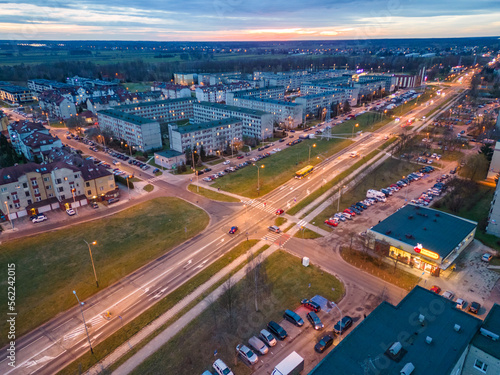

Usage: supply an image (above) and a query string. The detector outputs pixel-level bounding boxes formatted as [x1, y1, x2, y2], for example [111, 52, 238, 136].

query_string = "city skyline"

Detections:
[0, 0, 499, 41]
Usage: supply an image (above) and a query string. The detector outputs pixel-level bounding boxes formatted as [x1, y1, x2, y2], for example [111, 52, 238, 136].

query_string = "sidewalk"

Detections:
[86, 239, 272, 375]
[191, 181, 247, 202]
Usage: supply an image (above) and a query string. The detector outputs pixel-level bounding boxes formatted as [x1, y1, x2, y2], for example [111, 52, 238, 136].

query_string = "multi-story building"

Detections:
[86, 95, 121, 114]
[8, 121, 62, 162]
[117, 98, 195, 123]
[97, 109, 162, 152]
[194, 102, 273, 140]
[0, 85, 35, 105]
[38, 91, 77, 120]
[300, 76, 352, 94]
[255, 70, 349, 91]
[66, 76, 119, 88]
[174, 73, 197, 86]
[226, 86, 285, 102]
[27, 79, 74, 93]
[0, 110, 8, 132]
[194, 82, 252, 103]
[228, 96, 303, 128]
[151, 83, 192, 99]
[295, 91, 348, 121]
[168, 118, 243, 154]
[0, 161, 115, 219]
[198, 72, 242, 86]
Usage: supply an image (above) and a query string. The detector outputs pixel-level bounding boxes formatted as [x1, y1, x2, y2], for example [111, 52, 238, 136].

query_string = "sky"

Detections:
[0, 0, 500, 41]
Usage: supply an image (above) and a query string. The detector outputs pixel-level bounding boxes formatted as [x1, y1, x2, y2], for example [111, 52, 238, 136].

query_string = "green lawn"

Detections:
[275, 216, 288, 226]
[212, 138, 353, 198]
[313, 157, 418, 232]
[331, 112, 392, 136]
[0, 198, 209, 344]
[59, 240, 263, 375]
[122, 82, 152, 92]
[131, 250, 345, 375]
[188, 184, 241, 202]
[143, 184, 154, 192]
[294, 227, 323, 239]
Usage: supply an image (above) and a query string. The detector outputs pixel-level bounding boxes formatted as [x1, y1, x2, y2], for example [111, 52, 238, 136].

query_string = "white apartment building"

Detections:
[227, 86, 285, 102]
[8, 121, 63, 162]
[194, 102, 273, 140]
[168, 118, 243, 154]
[97, 109, 162, 152]
[295, 89, 359, 121]
[117, 98, 195, 123]
[38, 91, 77, 120]
[151, 83, 192, 99]
[174, 73, 197, 86]
[27, 79, 74, 93]
[194, 82, 252, 103]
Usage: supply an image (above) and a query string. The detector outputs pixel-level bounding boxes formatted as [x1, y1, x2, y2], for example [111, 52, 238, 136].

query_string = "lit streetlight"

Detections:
[83, 240, 99, 287]
[308, 143, 316, 162]
[73, 290, 93, 353]
[125, 175, 133, 201]
[253, 164, 265, 195]
[352, 123, 359, 138]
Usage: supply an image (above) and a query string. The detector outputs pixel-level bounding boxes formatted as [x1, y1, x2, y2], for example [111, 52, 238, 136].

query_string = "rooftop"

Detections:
[97, 109, 157, 126]
[369, 204, 477, 260]
[154, 149, 184, 158]
[310, 286, 482, 375]
[471, 303, 500, 359]
[172, 118, 241, 134]
[234, 96, 300, 107]
[196, 101, 269, 117]
[0, 85, 32, 94]
[117, 97, 195, 110]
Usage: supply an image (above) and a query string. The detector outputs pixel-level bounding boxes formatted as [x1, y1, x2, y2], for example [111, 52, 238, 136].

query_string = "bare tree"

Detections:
[222, 275, 237, 328]
[247, 252, 266, 312]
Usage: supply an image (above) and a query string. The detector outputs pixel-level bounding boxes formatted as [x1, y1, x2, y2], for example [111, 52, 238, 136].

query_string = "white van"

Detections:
[366, 189, 385, 200]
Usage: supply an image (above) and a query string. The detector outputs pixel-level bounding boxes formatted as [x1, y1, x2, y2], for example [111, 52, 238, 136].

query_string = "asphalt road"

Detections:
[0, 83, 463, 375]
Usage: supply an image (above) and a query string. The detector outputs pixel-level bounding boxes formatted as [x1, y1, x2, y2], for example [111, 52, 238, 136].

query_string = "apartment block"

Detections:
[168, 118, 243, 154]
[151, 83, 192, 99]
[194, 82, 252, 103]
[97, 109, 162, 152]
[295, 91, 347, 121]
[194, 102, 273, 140]
[38, 90, 77, 120]
[8, 121, 62, 161]
[174, 73, 197, 86]
[0, 85, 35, 105]
[28, 79, 75, 93]
[117, 98, 196, 123]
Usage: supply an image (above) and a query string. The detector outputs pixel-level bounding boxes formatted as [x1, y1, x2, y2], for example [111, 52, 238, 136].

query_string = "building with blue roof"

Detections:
[368, 204, 477, 275]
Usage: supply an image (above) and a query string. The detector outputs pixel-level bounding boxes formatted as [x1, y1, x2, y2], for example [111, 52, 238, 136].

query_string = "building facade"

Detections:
[97, 109, 162, 152]
[174, 73, 197, 86]
[38, 91, 77, 120]
[0, 85, 35, 105]
[168, 118, 243, 154]
[117, 98, 195, 123]
[8, 121, 63, 161]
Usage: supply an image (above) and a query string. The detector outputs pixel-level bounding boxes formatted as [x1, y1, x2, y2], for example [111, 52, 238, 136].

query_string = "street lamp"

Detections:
[352, 123, 359, 138]
[308, 143, 316, 162]
[4, 201, 13, 230]
[125, 175, 133, 201]
[331, 301, 343, 343]
[83, 240, 99, 287]
[253, 164, 265, 195]
[73, 290, 93, 353]
[337, 185, 346, 212]
[71, 188, 78, 215]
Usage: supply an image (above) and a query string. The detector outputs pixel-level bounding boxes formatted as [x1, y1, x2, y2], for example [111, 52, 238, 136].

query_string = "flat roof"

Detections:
[0, 85, 31, 93]
[154, 149, 184, 158]
[117, 97, 195, 110]
[370, 204, 477, 259]
[235, 96, 300, 107]
[310, 286, 482, 375]
[471, 303, 500, 359]
[172, 118, 241, 134]
[98, 109, 157, 126]
[195, 101, 269, 117]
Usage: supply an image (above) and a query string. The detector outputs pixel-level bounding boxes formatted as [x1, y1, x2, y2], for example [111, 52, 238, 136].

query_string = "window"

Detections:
[23, 182, 28, 188]
[33, 188, 39, 195]
[99, 186, 104, 191]
[12, 194, 18, 200]
[43, 177, 49, 182]
[474, 359, 488, 373]
[46, 185, 51, 190]
[0, 187, 6, 193]
[31, 180, 38, 186]
[48, 193, 53, 198]
[57, 187, 64, 193]
[56, 178, 62, 184]
[27, 199, 32, 204]
[14, 203, 20, 208]
[35, 197, 41, 202]
[87, 190, 92, 195]
[25, 192, 30, 197]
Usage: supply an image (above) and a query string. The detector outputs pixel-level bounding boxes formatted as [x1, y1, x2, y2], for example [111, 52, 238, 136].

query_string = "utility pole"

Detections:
[73, 291, 93, 353]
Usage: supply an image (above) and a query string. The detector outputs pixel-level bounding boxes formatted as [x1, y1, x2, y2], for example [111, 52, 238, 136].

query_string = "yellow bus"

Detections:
[295, 165, 314, 179]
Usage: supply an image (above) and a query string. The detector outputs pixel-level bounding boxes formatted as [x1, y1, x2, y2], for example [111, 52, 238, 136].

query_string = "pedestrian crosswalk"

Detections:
[297, 219, 309, 228]
[63, 315, 106, 341]
[261, 232, 292, 247]
[242, 199, 281, 215]
[148, 176, 163, 183]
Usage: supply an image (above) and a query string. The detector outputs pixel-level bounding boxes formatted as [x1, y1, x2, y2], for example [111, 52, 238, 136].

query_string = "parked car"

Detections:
[301, 299, 321, 312]
[314, 335, 334, 353]
[91, 202, 99, 209]
[66, 208, 76, 216]
[324, 219, 338, 227]
[456, 298, 467, 310]
[276, 209, 285, 215]
[31, 214, 48, 223]
[248, 336, 268, 355]
[307, 311, 324, 330]
[333, 316, 353, 335]
[442, 290, 455, 300]
[213, 359, 233, 375]
[344, 208, 355, 216]
[259, 329, 277, 347]
[430, 285, 441, 294]
[482, 253, 493, 262]
[469, 301, 481, 314]
[283, 309, 304, 327]
[107, 198, 119, 204]
[267, 321, 287, 340]
[236, 344, 258, 365]
[229, 226, 238, 234]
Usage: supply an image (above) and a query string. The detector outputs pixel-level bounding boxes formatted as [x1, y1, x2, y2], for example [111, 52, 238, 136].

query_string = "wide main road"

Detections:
[0, 83, 462, 375]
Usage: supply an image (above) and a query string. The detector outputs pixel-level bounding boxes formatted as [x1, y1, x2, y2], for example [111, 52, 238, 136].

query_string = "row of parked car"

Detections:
[207, 299, 353, 375]
[430, 285, 481, 314]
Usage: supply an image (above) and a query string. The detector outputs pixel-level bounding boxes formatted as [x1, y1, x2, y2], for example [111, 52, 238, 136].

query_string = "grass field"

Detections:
[188, 184, 241, 202]
[131, 250, 345, 375]
[313, 157, 417, 232]
[331, 112, 392, 136]
[294, 227, 323, 239]
[275, 216, 288, 226]
[0, 198, 209, 344]
[143, 184, 154, 192]
[59, 240, 264, 375]
[212, 138, 352, 198]
[122, 82, 152, 92]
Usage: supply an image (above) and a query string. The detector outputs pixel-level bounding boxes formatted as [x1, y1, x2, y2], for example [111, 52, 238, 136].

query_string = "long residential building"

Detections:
[0, 85, 35, 105]
[295, 90, 357, 121]
[194, 82, 252, 103]
[28, 79, 75, 93]
[97, 109, 162, 152]
[0, 161, 115, 219]
[151, 83, 192, 99]
[168, 118, 243, 154]
[117, 98, 196, 123]
[228, 86, 285, 101]
[193, 102, 273, 140]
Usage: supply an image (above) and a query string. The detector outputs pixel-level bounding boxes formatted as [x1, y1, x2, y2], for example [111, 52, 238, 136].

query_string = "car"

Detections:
[333, 316, 353, 335]
[344, 208, 355, 216]
[107, 198, 119, 204]
[268, 225, 281, 233]
[469, 301, 481, 314]
[267, 321, 287, 340]
[276, 209, 284, 215]
[237, 155, 244, 159]
[307, 311, 324, 330]
[283, 309, 304, 327]
[91, 202, 99, 209]
[301, 298, 321, 312]
[259, 329, 277, 347]
[223, 160, 231, 165]
[66, 208, 76, 216]
[442, 290, 455, 300]
[482, 253, 493, 262]
[236, 344, 258, 365]
[31, 214, 48, 223]
[324, 219, 338, 227]
[203, 167, 212, 172]
[430, 285, 441, 294]
[213, 359, 234, 375]
[229, 226, 238, 234]
[248, 336, 268, 355]
[456, 298, 467, 310]
[315, 335, 334, 353]
[334, 213, 346, 222]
